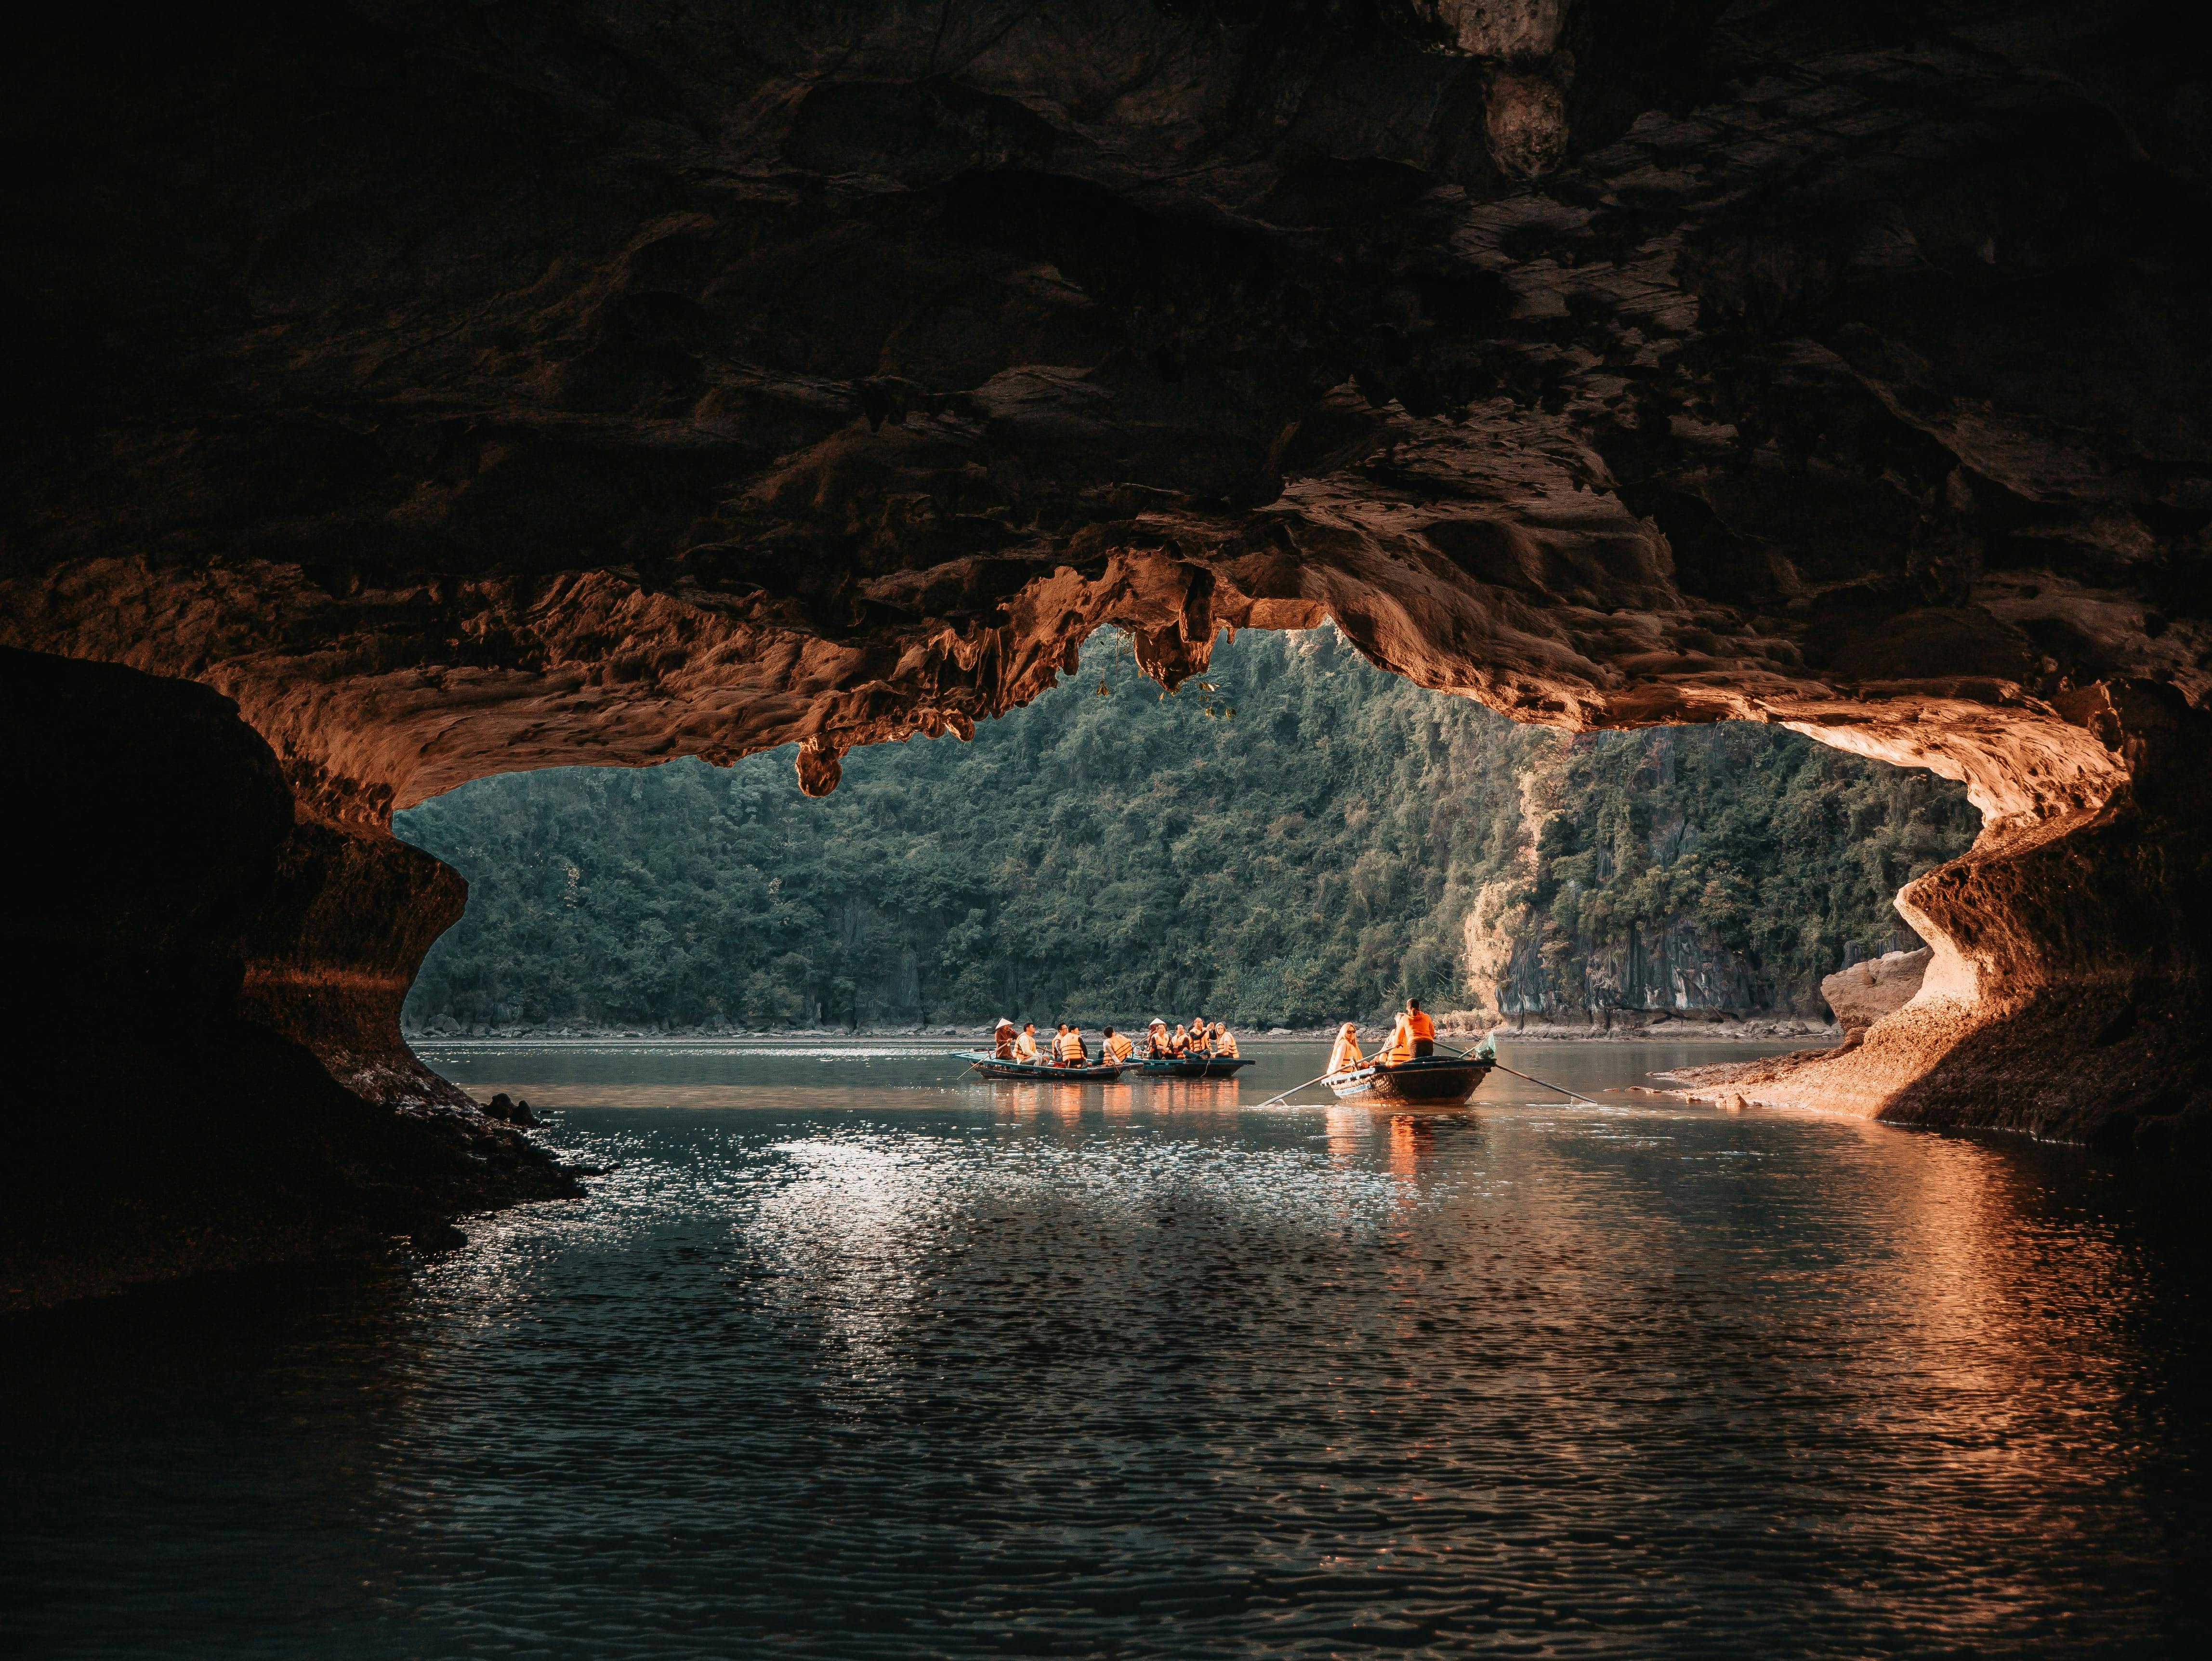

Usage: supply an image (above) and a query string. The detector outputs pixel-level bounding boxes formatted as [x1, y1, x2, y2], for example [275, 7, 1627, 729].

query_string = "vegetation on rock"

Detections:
[396, 630, 1978, 1032]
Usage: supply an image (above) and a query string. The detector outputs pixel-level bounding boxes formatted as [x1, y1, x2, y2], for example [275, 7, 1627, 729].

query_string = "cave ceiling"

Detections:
[3, 0, 2208, 833]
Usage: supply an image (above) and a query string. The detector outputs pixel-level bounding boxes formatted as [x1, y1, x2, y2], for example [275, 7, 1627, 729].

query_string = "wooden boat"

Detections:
[1135, 1054, 1255, 1080]
[952, 1050, 1129, 1082]
[1326, 1053, 1493, 1107]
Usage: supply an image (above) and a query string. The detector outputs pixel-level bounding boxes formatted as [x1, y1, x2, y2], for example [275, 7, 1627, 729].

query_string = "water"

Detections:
[5, 1040, 2207, 1659]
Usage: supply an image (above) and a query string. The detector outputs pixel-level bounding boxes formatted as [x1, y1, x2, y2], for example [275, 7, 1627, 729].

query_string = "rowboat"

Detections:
[952, 1051, 1129, 1082]
[1326, 1054, 1493, 1107]
[1134, 1055, 1255, 1079]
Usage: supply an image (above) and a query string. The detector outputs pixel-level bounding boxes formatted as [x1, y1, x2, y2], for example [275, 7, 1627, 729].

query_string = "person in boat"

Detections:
[1169, 1022, 1191, 1056]
[992, 1019, 1016, 1060]
[1210, 1021, 1239, 1059]
[1058, 1024, 1089, 1066]
[1103, 1025, 1135, 1064]
[1405, 998, 1437, 1058]
[1013, 1022, 1041, 1063]
[1186, 1016, 1212, 1056]
[1380, 999, 1436, 1065]
[1327, 1021, 1364, 1076]
[1382, 1011, 1413, 1064]
[1146, 1019, 1171, 1058]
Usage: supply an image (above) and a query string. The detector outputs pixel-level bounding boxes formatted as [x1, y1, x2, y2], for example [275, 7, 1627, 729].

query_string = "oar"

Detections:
[1436, 1041, 1602, 1106]
[1250, 1066, 1343, 1109]
[1491, 1063, 1602, 1106]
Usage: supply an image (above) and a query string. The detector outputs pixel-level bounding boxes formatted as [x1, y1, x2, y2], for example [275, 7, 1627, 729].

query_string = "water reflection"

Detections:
[1386, 1113, 1436, 1186]
[750, 1135, 944, 1393]
[2, 1044, 2206, 1660]
[1320, 1104, 1361, 1163]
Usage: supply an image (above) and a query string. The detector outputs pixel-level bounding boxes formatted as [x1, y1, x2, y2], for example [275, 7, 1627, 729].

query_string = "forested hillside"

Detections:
[396, 629, 1979, 1033]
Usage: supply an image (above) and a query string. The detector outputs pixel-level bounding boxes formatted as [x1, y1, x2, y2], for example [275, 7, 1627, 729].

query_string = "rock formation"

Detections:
[1821, 949, 1933, 1042]
[3, 0, 2209, 1295]
[0, 650, 579, 1310]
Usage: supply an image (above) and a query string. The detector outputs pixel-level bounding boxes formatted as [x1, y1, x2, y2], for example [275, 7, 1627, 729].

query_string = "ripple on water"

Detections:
[3, 1077, 2209, 1660]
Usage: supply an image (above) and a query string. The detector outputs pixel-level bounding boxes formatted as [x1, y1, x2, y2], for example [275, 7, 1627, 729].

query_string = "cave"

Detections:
[3, 0, 2207, 1305]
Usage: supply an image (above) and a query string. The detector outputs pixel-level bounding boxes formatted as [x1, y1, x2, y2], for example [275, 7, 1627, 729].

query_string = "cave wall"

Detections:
[1674, 689, 2212, 1151]
[0, 649, 577, 1310]
[2, 0, 2209, 1226]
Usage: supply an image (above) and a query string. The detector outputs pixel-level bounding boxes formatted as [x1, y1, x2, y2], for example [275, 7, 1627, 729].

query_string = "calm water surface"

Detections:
[5, 1040, 2207, 1659]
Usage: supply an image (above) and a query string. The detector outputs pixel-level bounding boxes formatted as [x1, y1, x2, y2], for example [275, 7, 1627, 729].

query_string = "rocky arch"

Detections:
[3, 0, 2207, 1302]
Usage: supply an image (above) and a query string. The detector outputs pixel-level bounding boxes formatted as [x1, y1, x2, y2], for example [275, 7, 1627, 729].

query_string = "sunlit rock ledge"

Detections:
[4, 0, 2210, 1298]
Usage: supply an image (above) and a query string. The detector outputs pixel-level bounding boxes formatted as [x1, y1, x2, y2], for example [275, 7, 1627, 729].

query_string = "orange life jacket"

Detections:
[1107, 1032, 1134, 1061]
[1329, 1035, 1363, 1074]
[1406, 1009, 1436, 1042]
[1382, 1016, 1414, 1064]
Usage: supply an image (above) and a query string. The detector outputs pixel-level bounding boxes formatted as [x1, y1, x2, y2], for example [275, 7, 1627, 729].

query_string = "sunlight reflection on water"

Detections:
[2, 1042, 2207, 1659]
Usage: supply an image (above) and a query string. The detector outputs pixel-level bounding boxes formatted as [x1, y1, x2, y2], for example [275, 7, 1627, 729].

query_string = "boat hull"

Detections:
[1326, 1056, 1492, 1106]
[1135, 1056, 1254, 1079]
[953, 1051, 1128, 1082]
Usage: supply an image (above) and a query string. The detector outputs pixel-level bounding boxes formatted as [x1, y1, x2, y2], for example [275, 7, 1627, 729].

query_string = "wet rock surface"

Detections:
[480, 1093, 542, 1128]
[1, 0, 2209, 1293]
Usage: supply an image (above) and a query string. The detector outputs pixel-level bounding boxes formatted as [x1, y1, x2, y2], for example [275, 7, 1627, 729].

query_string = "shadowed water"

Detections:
[4, 1041, 2207, 1658]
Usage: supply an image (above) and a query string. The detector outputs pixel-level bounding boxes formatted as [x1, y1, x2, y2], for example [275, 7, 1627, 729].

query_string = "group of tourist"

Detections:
[988, 1015, 1241, 1067]
[1148, 1017, 1240, 1060]
[985, 1001, 1440, 1073]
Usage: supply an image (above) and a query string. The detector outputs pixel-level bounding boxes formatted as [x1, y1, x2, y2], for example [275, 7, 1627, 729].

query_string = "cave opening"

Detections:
[5, 568, 2205, 1315]
[388, 624, 1981, 1046]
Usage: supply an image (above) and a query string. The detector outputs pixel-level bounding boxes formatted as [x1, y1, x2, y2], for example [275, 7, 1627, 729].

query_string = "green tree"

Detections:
[396, 627, 1979, 1030]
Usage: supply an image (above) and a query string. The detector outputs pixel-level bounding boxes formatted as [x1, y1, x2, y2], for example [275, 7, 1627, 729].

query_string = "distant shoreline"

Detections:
[407, 1017, 1841, 1048]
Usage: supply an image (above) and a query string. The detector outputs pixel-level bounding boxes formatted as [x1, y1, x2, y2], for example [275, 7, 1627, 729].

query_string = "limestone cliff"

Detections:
[1456, 723, 1967, 1027]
